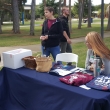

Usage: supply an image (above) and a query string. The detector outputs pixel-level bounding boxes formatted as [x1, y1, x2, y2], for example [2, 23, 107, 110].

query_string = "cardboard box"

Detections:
[2, 48, 32, 69]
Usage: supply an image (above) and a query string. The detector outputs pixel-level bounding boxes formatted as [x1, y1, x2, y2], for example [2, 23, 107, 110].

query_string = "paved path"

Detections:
[0, 32, 110, 67]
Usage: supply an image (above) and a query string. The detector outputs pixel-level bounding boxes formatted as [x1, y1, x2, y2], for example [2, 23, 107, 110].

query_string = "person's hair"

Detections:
[44, 7, 54, 15]
[62, 6, 69, 14]
[86, 31, 110, 59]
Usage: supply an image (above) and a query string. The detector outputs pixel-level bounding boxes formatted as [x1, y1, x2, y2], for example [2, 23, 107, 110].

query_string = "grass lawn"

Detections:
[0, 18, 110, 69]
[0, 18, 109, 47]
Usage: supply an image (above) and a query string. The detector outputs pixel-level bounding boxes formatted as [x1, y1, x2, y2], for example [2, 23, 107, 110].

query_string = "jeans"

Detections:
[42, 45, 60, 61]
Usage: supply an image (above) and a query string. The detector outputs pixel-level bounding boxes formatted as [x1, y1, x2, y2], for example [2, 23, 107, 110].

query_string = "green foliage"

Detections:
[93, 3, 109, 17]
[35, 5, 41, 19]
[39, 0, 59, 17]
[72, 2, 78, 18]
[72, 0, 95, 18]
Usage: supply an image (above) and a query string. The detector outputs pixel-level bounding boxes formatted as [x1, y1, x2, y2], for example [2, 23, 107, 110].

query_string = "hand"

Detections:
[101, 64, 104, 69]
[90, 64, 94, 71]
[101, 64, 104, 71]
[67, 38, 72, 44]
[45, 35, 48, 40]
[40, 36, 46, 41]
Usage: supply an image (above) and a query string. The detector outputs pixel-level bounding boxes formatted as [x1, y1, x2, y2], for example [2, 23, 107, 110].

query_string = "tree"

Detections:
[0, 13, 2, 34]
[58, 0, 62, 16]
[35, 5, 41, 19]
[63, 0, 66, 6]
[0, 0, 11, 25]
[30, 0, 36, 35]
[78, 0, 83, 29]
[39, 0, 59, 18]
[72, 2, 79, 17]
[106, 5, 110, 31]
[0, 1, 3, 34]
[69, 0, 72, 32]
[12, 0, 20, 33]
[0, 0, 27, 33]
[43, 0, 46, 8]
[72, 0, 94, 18]
[87, 0, 91, 27]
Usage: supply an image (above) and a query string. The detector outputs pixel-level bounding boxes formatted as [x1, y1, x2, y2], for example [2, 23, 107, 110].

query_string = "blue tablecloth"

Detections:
[0, 67, 110, 110]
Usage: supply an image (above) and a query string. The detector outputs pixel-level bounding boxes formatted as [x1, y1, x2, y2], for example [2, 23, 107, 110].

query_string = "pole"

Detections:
[22, 12, 24, 25]
[101, 0, 104, 38]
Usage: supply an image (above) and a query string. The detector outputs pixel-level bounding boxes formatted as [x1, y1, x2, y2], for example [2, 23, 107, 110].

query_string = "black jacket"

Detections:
[41, 18, 63, 47]
[59, 16, 70, 42]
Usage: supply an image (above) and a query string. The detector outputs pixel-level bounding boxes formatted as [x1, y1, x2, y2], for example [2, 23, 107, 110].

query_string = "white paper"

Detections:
[70, 67, 79, 72]
[79, 85, 91, 90]
[50, 69, 71, 76]
[70, 67, 87, 73]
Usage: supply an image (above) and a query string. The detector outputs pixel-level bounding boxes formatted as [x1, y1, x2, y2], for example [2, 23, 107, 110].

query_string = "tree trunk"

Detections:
[81, 0, 84, 22]
[106, 6, 110, 31]
[69, 0, 72, 32]
[0, 17, 2, 34]
[0, 11, 4, 25]
[58, 0, 62, 16]
[78, 0, 83, 29]
[12, 0, 20, 33]
[43, 0, 46, 8]
[30, 0, 36, 36]
[63, 0, 66, 6]
[87, 0, 91, 27]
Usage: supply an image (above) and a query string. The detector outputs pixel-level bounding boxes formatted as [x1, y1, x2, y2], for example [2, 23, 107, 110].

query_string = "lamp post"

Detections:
[101, 0, 104, 38]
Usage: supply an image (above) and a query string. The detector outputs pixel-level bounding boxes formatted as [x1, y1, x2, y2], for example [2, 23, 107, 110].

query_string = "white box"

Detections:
[2, 48, 32, 69]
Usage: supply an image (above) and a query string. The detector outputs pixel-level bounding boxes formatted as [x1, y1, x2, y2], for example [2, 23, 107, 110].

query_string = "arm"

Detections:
[61, 19, 72, 44]
[101, 58, 110, 75]
[41, 22, 45, 36]
[85, 49, 93, 70]
[40, 21, 47, 41]
[63, 31, 72, 44]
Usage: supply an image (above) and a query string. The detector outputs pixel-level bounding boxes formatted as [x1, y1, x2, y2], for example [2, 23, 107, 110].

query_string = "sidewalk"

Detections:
[0, 31, 110, 67]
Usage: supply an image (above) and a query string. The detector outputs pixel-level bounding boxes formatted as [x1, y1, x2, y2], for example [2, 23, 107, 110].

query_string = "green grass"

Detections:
[0, 18, 109, 46]
[0, 18, 110, 69]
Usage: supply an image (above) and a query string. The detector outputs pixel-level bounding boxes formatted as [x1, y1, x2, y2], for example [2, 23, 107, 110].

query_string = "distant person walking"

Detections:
[40, 7, 63, 61]
[59, 6, 72, 54]
[59, 6, 72, 65]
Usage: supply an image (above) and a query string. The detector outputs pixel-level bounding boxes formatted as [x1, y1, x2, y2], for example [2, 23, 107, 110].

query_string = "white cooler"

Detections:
[2, 48, 32, 69]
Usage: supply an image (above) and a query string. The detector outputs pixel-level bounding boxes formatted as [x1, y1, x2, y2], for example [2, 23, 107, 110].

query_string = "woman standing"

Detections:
[85, 31, 110, 75]
[40, 7, 63, 61]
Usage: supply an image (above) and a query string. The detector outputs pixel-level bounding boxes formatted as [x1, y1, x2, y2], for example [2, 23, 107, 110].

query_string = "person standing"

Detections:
[59, 6, 72, 65]
[40, 7, 63, 61]
[59, 6, 72, 54]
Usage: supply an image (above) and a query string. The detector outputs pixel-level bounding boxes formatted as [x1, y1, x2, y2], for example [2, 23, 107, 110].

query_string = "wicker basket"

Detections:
[22, 56, 37, 69]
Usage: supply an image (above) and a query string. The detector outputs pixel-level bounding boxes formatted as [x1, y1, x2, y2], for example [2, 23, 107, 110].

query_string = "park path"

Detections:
[0, 31, 110, 67]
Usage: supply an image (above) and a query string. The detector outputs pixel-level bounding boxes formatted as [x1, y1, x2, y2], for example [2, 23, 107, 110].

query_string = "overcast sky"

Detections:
[26, 0, 110, 6]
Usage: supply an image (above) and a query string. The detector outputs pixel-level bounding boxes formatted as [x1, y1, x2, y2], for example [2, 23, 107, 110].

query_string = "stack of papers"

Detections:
[70, 67, 87, 73]
[50, 69, 72, 76]
[50, 67, 90, 76]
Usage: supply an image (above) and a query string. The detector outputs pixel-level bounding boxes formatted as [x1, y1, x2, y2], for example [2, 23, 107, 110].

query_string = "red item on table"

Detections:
[59, 72, 94, 86]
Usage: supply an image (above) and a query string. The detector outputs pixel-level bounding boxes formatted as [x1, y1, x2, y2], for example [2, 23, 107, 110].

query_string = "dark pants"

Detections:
[60, 42, 73, 65]
[60, 42, 72, 53]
